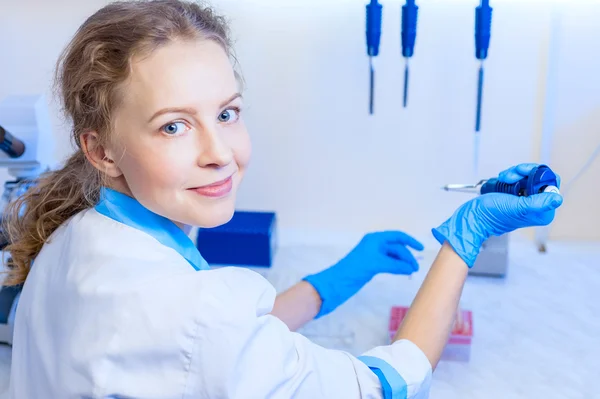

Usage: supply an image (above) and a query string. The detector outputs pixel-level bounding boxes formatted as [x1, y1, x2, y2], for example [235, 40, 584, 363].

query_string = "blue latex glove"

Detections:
[432, 163, 564, 267]
[303, 231, 424, 318]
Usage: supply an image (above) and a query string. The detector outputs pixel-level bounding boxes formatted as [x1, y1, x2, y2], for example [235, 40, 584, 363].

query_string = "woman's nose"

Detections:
[196, 126, 233, 167]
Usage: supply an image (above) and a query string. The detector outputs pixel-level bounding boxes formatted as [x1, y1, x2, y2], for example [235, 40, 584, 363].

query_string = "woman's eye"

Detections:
[218, 108, 240, 123]
[161, 122, 188, 135]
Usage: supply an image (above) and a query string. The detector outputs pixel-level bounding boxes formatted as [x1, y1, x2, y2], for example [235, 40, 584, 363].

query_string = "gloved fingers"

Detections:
[384, 245, 420, 272]
[373, 230, 424, 251]
[520, 192, 563, 213]
[498, 163, 538, 183]
[380, 257, 419, 276]
[515, 163, 539, 175]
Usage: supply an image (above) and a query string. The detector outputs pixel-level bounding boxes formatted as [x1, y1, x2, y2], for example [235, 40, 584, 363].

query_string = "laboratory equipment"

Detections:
[442, 164, 560, 196]
[0, 285, 20, 345]
[389, 306, 473, 361]
[0, 96, 53, 179]
[0, 95, 53, 252]
[0, 125, 26, 158]
[468, 234, 508, 276]
[0, 94, 53, 345]
[196, 210, 278, 267]
[401, 0, 418, 108]
[474, 0, 492, 132]
[366, 0, 383, 115]
[439, 164, 562, 277]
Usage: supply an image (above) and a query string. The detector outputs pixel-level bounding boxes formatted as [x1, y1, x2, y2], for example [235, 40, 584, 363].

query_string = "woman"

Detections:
[4, 1, 563, 398]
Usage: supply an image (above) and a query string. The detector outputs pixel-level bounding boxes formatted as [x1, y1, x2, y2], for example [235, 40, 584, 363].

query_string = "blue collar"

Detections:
[95, 187, 209, 271]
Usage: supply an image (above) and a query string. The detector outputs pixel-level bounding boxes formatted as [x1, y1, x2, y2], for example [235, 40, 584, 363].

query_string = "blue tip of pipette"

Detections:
[403, 63, 409, 108]
[475, 64, 484, 131]
[370, 67, 375, 114]
[366, 0, 382, 115]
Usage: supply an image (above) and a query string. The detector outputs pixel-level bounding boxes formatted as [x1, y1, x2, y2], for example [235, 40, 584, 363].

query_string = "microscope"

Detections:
[0, 94, 54, 345]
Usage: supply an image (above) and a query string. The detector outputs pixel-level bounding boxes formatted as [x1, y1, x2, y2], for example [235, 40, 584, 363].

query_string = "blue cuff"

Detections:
[302, 275, 337, 319]
[431, 226, 478, 268]
[358, 356, 408, 399]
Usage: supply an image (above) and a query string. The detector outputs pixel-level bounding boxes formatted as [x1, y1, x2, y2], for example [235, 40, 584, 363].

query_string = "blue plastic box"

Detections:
[196, 211, 277, 267]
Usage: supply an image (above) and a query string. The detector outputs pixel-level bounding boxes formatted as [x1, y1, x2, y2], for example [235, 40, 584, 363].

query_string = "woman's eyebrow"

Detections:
[147, 107, 198, 124]
[147, 93, 243, 124]
[219, 92, 242, 108]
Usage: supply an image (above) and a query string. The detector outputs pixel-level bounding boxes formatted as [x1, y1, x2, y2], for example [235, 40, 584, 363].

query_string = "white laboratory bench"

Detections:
[0, 238, 598, 398]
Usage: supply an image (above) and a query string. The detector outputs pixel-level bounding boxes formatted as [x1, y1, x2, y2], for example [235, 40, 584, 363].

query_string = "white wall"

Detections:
[0, 0, 598, 246]
[540, 3, 600, 242]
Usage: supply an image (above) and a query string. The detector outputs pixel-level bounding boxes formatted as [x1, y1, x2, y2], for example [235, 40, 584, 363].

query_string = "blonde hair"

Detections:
[2, 0, 233, 286]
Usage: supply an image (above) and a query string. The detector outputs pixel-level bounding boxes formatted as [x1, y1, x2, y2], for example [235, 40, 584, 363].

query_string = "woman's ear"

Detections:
[80, 131, 123, 178]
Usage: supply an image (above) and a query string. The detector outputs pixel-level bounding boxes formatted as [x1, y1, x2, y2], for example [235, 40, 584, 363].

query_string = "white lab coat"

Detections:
[9, 188, 432, 398]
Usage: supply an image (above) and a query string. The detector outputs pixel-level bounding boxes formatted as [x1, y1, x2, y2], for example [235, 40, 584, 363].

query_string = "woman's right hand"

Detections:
[432, 163, 564, 267]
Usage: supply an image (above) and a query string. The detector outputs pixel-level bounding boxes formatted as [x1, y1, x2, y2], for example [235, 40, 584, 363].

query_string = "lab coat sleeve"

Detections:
[358, 340, 433, 399]
[184, 267, 432, 399]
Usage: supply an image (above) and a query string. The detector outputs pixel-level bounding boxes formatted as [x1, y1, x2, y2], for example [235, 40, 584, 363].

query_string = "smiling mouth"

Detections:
[188, 175, 234, 198]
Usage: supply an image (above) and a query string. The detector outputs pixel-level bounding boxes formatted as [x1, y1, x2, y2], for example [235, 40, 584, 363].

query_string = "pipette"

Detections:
[474, 0, 493, 132]
[0, 125, 25, 158]
[366, 0, 383, 115]
[401, 0, 418, 108]
[443, 165, 560, 196]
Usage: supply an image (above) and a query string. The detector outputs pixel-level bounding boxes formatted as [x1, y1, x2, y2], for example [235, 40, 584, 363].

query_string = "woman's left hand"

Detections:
[303, 231, 424, 318]
[432, 163, 563, 267]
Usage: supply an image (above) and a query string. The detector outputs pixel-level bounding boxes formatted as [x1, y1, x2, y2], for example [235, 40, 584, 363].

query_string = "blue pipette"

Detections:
[366, 0, 383, 115]
[474, 0, 492, 132]
[401, 0, 418, 108]
[443, 165, 560, 196]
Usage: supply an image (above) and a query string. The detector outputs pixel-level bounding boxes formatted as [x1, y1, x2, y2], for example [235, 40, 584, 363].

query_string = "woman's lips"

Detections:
[189, 175, 233, 198]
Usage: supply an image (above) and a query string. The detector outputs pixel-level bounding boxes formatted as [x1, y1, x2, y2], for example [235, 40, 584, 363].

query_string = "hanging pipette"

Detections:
[401, 0, 418, 108]
[366, 0, 383, 115]
[474, 0, 493, 132]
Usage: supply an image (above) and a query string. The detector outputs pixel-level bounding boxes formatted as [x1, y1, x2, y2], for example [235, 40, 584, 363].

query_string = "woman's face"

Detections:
[104, 39, 251, 228]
